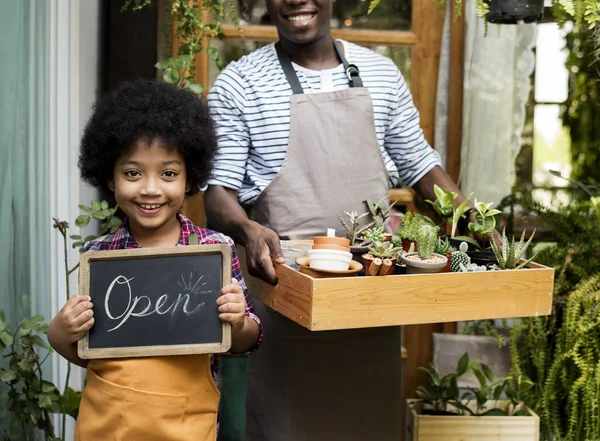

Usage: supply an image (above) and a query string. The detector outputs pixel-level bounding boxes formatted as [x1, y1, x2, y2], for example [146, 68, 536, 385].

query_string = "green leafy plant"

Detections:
[425, 184, 473, 239]
[415, 352, 534, 417]
[393, 211, 433, 243]
[122, 0, 240, 95]
[1, 313, 60, 440]
[368, 241, 403, 259]
[489, 228, 537, 270]
[468, 199, 501, 247]
[361, 226, 386, 247]
[434, 236, 453, 255]
[339, 210, 375, 246]
[365, 196, 404, 229]
[416, 225, 440, 260]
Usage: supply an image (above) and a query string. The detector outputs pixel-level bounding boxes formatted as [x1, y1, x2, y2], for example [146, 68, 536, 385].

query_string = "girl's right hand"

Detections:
[49, 295, 94, 346]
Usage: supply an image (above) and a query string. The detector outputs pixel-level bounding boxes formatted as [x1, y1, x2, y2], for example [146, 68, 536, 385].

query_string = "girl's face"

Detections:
[110, 139, 189, 246]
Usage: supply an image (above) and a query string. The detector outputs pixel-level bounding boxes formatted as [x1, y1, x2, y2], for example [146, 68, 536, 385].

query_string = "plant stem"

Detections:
[60, 231, 71, 441]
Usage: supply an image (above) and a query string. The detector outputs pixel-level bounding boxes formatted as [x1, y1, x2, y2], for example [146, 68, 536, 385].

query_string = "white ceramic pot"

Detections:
[401, 252, 448, 274]
[307, 249, 352, 271]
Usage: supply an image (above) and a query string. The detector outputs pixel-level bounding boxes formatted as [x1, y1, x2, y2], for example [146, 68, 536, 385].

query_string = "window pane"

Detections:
[208, 41, 411, 89]
[532, 104, 571, 187]
[228, 0, 412, 31]
[534, 23, 569, 103]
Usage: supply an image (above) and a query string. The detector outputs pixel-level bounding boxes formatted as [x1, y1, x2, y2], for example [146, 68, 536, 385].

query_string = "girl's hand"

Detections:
[48, 295, 94, 347]
[216, 279, 246, 332]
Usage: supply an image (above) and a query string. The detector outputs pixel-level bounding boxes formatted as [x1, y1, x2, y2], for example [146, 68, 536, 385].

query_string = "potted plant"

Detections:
[465, 199, 502, 266]
[402, 225, 448, 274]
[362, 241, 403, 276]
[406, 352, 539, 441]
[488, 228, 537, 270]
[392, 212, 434, 252]
[434, 236, 455, 272]
[425, 185, 477, 250]
[339, 210, 376, 265]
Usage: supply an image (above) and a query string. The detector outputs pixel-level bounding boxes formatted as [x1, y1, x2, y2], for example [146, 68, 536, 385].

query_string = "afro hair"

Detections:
[79, 79, 218, 195]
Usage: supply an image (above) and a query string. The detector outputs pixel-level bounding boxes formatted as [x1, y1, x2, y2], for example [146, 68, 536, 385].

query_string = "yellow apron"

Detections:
[75, 355, 220, 441]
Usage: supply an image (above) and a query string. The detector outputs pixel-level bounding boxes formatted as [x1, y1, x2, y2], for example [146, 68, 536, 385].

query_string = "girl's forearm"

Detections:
[230, 316, 260, 353]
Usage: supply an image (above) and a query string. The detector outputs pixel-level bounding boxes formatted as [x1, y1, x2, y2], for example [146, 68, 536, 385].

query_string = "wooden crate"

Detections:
[245, 262, 554, 331]
[405, 400, 540, 441]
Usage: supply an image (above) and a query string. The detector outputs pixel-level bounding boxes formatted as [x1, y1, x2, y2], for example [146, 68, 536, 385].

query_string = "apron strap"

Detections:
[275, 40, 364, 94]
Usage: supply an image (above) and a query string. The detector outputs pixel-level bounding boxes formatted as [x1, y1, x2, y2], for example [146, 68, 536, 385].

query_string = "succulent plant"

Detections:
[434, 236, 452, 255]
[489, 228, 538, 270]
[416, 225, 439, 260]
[339, 210, 375, 246]
[450, 242, 471, 272]
[362, 226, 386, 247]
[459, 262, 488, 272]
[368, 241, 403, 259]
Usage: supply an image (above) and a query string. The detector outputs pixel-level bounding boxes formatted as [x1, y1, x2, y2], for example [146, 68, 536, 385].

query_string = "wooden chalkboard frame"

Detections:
[77, 244, 232, 359]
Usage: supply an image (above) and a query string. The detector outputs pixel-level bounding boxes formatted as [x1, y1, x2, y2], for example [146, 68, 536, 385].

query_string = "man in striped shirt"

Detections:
[204, 0, 477, 439]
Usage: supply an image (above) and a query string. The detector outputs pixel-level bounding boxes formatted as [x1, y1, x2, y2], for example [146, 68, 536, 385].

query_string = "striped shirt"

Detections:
[207, 39, 441, 205]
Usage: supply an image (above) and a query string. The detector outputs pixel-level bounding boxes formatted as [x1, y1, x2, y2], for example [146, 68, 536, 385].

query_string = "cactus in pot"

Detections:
[450, 242, 471, 272]
[402, 225, 448, 274]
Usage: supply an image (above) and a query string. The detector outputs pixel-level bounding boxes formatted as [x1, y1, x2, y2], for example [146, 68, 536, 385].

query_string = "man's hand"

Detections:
[244, 222, 285, 285]
[48, 295, 94, 347]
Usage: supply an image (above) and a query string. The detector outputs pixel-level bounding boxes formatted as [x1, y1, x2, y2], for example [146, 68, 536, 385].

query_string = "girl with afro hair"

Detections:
[48, 79, 262, 441]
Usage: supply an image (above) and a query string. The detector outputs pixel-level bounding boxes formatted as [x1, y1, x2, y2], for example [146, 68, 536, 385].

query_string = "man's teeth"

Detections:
[287, 14, 315, 22]
[139, 204, 161, 209]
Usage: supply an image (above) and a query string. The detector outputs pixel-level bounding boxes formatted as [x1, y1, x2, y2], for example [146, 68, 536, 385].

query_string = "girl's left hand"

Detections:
[216, 279, 246, 331]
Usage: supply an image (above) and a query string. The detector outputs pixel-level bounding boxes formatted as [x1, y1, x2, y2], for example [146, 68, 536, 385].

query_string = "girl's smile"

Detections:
[109, 138, 189, 248]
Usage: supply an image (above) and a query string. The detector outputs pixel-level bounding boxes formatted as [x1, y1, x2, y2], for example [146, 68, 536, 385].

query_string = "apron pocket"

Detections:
[85, 369, 188, 441]
[122, 386, 188, 441]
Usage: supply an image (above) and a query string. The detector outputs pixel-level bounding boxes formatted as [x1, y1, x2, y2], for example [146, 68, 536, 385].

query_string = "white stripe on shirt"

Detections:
[207, 40, 441, 205]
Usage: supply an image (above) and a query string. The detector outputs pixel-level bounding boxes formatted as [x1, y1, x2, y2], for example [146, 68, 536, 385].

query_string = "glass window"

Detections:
[227, 0, 412, 31]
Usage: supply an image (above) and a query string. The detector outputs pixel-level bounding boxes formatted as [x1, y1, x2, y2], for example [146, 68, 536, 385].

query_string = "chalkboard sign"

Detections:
[77, 244, 232, 359]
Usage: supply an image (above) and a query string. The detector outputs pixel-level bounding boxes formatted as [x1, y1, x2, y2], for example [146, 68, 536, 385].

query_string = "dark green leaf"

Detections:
[481, 363, 495, 382]
[448, 376, 459, 399]
[75, 215, 91, 228]
[155, 56, 178, 70]
[42, 380, 57, 393]
[457, 352, 470, 375]
[84, 235, 97, 243]
[207, 46, 219, 60]
[31, 335, 50, 350]
[72, 241, 84, 249]
[513, 408, 530, 416]
[69, 234, 82, 240]
[472, 367, 487, 387]
[38, 394, 53, 409]
[0, 370, 17, 383]
[78, 204, 93, 213]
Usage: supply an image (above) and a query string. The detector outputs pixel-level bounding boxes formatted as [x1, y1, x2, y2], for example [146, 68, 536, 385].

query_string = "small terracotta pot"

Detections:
[313, 236, 351, 247]
[312, 243, 351, 252]
[442, 252, 453, 273]
[402, 239, 418, 253]
[362, 254, 397, 276]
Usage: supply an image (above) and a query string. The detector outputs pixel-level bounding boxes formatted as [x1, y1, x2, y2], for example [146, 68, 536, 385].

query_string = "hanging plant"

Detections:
[122, 0, 240, 95]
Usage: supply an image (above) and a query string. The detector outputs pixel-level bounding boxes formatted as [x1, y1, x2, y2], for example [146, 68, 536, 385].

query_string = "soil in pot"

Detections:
[402, 253, 448, 274]
[485, 0, 544, 24]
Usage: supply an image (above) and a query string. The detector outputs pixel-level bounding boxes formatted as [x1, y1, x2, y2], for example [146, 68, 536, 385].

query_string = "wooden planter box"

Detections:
[406, 400, 540, 441]
[245, 262, 554, 331]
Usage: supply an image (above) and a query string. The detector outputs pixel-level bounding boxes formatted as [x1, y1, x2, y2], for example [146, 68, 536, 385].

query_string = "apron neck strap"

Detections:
[275, 40, 363, 95]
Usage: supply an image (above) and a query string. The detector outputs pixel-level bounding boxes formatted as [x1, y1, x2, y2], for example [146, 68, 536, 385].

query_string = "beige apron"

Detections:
[245, 41, 402, 441]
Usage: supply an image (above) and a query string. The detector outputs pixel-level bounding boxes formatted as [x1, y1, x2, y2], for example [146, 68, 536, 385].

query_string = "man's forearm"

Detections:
[413, 166, 474, 208]
[204, 185, 258, 246]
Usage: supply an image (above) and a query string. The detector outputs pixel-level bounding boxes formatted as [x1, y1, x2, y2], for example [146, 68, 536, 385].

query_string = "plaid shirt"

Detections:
[82, 212, 263, 386]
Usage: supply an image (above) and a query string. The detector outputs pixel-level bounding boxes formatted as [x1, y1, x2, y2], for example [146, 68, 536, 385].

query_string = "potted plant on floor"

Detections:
[406, 352, 539, 441]
[402, 225, 448, 274]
